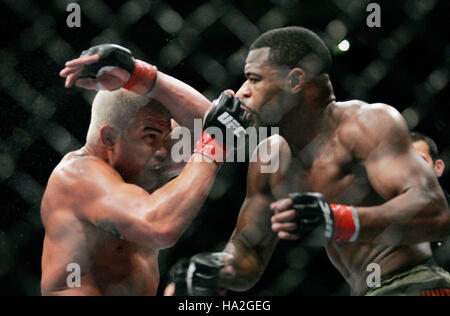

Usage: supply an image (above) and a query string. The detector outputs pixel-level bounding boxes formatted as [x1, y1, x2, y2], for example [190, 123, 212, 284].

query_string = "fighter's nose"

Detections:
[236, 81, 251, 99]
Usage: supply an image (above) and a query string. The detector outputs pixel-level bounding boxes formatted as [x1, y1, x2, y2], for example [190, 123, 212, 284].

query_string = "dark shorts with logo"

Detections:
[364, 261, 450, 296]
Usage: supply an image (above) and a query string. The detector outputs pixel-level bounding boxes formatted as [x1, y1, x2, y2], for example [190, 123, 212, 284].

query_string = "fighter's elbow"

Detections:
[433, 211, 450, 241]
[238, 268, 264, 292]
[152, 225, 182, 249]
[161, 232, 181, 249]
[228, 274, 260, 292]
[438, 202, 450, 236]
[425, 193, 450, 240]
[128, 220, 179, 249]
[228, 259, 265, 292]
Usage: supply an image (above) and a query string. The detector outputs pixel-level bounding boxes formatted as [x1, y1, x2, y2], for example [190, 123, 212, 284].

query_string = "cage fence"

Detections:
[0, 0, 449, 296]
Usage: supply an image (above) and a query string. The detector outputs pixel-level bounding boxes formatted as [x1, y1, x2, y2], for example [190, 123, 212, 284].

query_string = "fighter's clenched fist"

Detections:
[271, 193, 360, 247]
[60, 44, 157, 95]
[166, 253, 234, 296]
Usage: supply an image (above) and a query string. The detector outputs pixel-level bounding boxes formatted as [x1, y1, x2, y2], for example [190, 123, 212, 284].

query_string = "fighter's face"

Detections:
[412, 140, 445, 178]
[114, 104, 172, 191]
[413, 140, 434, 169]
[236, 47, 289, 125]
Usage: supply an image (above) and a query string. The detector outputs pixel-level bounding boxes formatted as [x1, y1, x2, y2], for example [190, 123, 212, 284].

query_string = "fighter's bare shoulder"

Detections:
[43, 149, 123, 212]
[247, 134, 291, 197]
[334, 100, 410, 159]
[250, 134, 291, 172]
[53, 149, 119, 183]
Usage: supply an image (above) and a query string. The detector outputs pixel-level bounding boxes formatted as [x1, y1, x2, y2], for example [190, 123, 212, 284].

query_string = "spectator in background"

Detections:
[411, 131, 450, 272]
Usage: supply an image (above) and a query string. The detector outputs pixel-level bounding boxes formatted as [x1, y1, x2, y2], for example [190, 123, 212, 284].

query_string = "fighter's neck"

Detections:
[278, 76, 337, 152]
[84, 142, 110, 163]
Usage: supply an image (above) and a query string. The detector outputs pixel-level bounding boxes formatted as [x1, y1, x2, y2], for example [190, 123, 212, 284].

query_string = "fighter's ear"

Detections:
[99, 125, 118, 148]
[434, 159, 445, 178]
[286, 68, 306, 94]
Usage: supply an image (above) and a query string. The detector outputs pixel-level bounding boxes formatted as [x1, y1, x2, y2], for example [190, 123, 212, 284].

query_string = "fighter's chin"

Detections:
[259, 108, 283, 126]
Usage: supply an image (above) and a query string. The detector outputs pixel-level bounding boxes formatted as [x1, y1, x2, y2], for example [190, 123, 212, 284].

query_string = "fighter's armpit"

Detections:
[95, 219, 127, 241]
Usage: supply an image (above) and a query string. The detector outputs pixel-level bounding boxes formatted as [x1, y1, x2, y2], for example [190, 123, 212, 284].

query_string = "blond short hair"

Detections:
[86, 89, 153, 144]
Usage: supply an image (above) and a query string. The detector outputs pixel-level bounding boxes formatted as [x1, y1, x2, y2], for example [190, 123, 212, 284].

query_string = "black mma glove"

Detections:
[79, 44, 136, 79]
[168, 253, 225, 296]
[288, 192, 359, 247]
[194, 92, 255, 165]
[168, 258, 190, 296]
[186, 253, 225, 296]
[78, 44, 157, 95]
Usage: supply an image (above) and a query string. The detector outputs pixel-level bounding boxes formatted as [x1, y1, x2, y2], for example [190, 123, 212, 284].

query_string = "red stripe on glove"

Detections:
[194, 131, 227, 166]
[330, 204, 357, 242]
[123, 60, 157, 95]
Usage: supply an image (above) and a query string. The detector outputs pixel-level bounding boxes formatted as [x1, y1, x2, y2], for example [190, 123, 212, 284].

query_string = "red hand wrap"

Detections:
[194, 131, 227, 166]
[330, 204, 359, 242]
[123, 60, 157, 95]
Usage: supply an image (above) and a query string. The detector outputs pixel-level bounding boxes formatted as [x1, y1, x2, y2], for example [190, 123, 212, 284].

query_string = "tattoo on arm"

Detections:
[96, 219, 126, 241]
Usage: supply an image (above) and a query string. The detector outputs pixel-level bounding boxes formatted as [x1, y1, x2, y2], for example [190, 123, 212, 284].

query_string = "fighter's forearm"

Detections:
[144, 154, 219, 248]
[221, 239, 266, 292]
[149, 72, 212, 130]
[355, 186, 450, 245]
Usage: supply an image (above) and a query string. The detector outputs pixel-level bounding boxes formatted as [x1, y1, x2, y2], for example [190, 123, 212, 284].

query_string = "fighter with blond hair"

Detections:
[41, 45, 253, 295]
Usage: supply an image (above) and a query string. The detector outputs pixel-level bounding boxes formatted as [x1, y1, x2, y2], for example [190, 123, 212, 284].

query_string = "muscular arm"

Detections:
[222, 189, 277, 291]
[220, 136, 291, 291]
[149, 72, 211, 131]
[67, 154, 218, 250]
[341, 104, 450, 245]
[61, 53, 212, 131]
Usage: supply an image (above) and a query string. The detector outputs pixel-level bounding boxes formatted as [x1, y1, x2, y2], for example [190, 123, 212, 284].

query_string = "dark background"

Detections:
[0, 0, 449, 296]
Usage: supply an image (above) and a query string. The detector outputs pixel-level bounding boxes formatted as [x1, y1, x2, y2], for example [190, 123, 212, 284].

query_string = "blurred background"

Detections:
[0, 0, 449, 296]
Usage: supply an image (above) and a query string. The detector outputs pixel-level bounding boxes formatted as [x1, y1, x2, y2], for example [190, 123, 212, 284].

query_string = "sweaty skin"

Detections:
[219, 48, 449, 295]
[41, 100, 218, 296]
[41, 149, 161, 296]
[43, 53, 220, 296]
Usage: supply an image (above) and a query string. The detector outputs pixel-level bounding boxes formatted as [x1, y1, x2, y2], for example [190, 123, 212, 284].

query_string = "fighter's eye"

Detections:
[145, 134, 157, 141]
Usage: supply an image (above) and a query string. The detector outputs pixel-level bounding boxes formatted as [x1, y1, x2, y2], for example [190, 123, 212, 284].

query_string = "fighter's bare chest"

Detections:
[284, 135, 362, 203]
[88, 237, 159, 295]
[90, 231, 157, 268]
